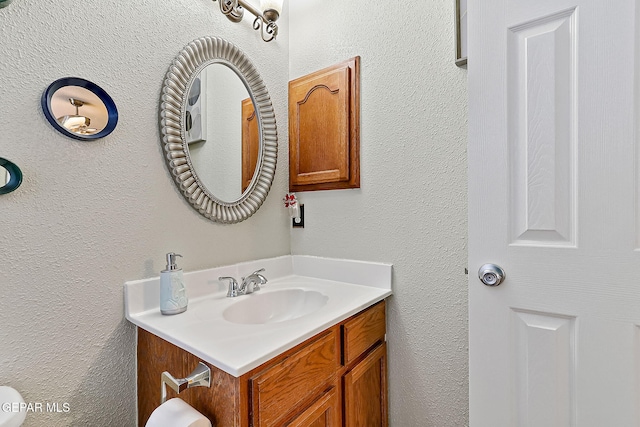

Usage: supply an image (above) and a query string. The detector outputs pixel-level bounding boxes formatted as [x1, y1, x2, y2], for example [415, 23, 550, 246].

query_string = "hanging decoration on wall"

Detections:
[284, 193, 303, 226]
[0, 157, 23, 195]
[41, 77, 119, 141]
[0, 0, 13, 9]
[160, 36, 278, 224]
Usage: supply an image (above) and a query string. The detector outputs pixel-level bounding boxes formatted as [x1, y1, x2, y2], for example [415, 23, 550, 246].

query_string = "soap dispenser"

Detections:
[160, 252, 188, 315]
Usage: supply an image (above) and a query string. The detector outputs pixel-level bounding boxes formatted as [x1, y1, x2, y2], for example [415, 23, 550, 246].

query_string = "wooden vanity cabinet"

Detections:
[343, 343, 387, 427]
[249, 328, 340, 427]
[341, 301, 387, 427]
[137, 300, 387, 427]
[286, 384, 341, 427]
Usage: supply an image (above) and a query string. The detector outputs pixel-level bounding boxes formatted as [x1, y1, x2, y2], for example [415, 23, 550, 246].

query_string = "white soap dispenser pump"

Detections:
[160, 252, 188, 315]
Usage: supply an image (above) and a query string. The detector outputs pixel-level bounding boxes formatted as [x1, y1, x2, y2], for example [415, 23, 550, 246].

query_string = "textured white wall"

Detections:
[288, 1, 469, 426]
[0, 1, 289, 426]
[1, 0, 467, 424]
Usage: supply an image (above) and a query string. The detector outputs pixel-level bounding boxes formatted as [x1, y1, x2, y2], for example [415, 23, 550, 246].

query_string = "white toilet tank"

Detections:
[0, 386, 26, 427]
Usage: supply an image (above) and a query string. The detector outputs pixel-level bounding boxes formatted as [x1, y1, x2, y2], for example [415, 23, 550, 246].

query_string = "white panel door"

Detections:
[468, 0, 640, 426]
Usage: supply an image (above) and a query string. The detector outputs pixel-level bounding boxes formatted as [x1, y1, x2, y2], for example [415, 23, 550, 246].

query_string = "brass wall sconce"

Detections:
[212, 0, 283, 42]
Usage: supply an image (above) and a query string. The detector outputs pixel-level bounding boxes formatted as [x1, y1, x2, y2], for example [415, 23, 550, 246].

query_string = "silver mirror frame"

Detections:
[160, 36, 277, 224]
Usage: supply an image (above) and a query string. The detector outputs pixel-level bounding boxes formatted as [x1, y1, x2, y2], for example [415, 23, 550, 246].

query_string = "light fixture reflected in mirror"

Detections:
[42, 77, 118, 141]
[57, 98, 98, 135]
[212, 0, 283, 42]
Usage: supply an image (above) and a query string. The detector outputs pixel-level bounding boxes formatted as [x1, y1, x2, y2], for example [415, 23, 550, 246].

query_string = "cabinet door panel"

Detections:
[288, 57, 360, 192]
[289, 66, 350, 186]
[251, 330, 339, 427]
[343, 342, 387, 427]
[286, 385, 341, 427]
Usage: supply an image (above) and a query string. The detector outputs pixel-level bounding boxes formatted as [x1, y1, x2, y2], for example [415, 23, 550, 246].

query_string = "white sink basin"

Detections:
[124, 256, 393, 376]
[223, 289, 328, 325]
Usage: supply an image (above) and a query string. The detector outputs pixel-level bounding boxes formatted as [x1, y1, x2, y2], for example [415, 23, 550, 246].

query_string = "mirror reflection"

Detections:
[42, 77, 119, 141]
[50, 86, 109, 135]
[186, 63, 260, 203]
[161, 36, 278, 224]
[1, 165, 8, 186]
[0, 157, 22, 195]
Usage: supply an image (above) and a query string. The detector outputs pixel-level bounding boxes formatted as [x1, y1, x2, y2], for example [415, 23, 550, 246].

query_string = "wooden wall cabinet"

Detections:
[137, 300, 387, 427]
[288, 57, 360, 192]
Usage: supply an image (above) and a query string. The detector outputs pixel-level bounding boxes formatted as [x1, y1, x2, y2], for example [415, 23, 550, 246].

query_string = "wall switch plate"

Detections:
[292, 204, 305, 228]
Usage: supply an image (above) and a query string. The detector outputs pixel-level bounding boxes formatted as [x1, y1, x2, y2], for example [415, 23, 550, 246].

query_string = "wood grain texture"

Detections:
[342, 300, 386, 366]
[290, 66, 349, 185]
[285, 384, 342, 427]
[137, 329, 246, 427]
[250, 329, 340, 427]
[137, 302, 387, 427]
[343, 342, 388, 427]
[289, 57, 360, 192]
[241, 97, 260, 193]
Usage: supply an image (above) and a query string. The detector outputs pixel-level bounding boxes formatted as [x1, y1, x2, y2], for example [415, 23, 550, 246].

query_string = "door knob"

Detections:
[478, 264, 505, 286]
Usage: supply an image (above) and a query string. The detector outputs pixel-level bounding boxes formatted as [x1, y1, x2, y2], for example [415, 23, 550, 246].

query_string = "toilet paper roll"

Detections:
[0, 386, 27, 427]
[145, 398, 211, 427]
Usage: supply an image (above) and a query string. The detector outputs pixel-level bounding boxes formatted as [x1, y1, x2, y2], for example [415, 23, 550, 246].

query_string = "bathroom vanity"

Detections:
[124, 256, 392, 427]
[138, 300, 386, 426]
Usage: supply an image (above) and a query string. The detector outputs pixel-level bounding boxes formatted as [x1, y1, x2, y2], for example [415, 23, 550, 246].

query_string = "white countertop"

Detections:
[124, 255, 392, 377]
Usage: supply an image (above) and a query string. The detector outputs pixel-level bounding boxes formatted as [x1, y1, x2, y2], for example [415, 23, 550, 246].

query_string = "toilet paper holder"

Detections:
[161, 362, 211, 404]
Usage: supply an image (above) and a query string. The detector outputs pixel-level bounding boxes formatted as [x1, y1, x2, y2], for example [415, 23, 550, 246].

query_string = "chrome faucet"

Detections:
[220, 268, 267, 298]
[241, 268, 267, 293]
[219, 276, 240, 297]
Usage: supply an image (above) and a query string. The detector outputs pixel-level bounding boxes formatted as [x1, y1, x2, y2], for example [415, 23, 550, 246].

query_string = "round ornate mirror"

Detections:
[160, 36, 278, 224]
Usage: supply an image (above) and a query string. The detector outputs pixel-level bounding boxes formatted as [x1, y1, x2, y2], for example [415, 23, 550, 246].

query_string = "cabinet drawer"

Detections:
[342, 301, 386, 366]
[251, 329, 340, 427]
